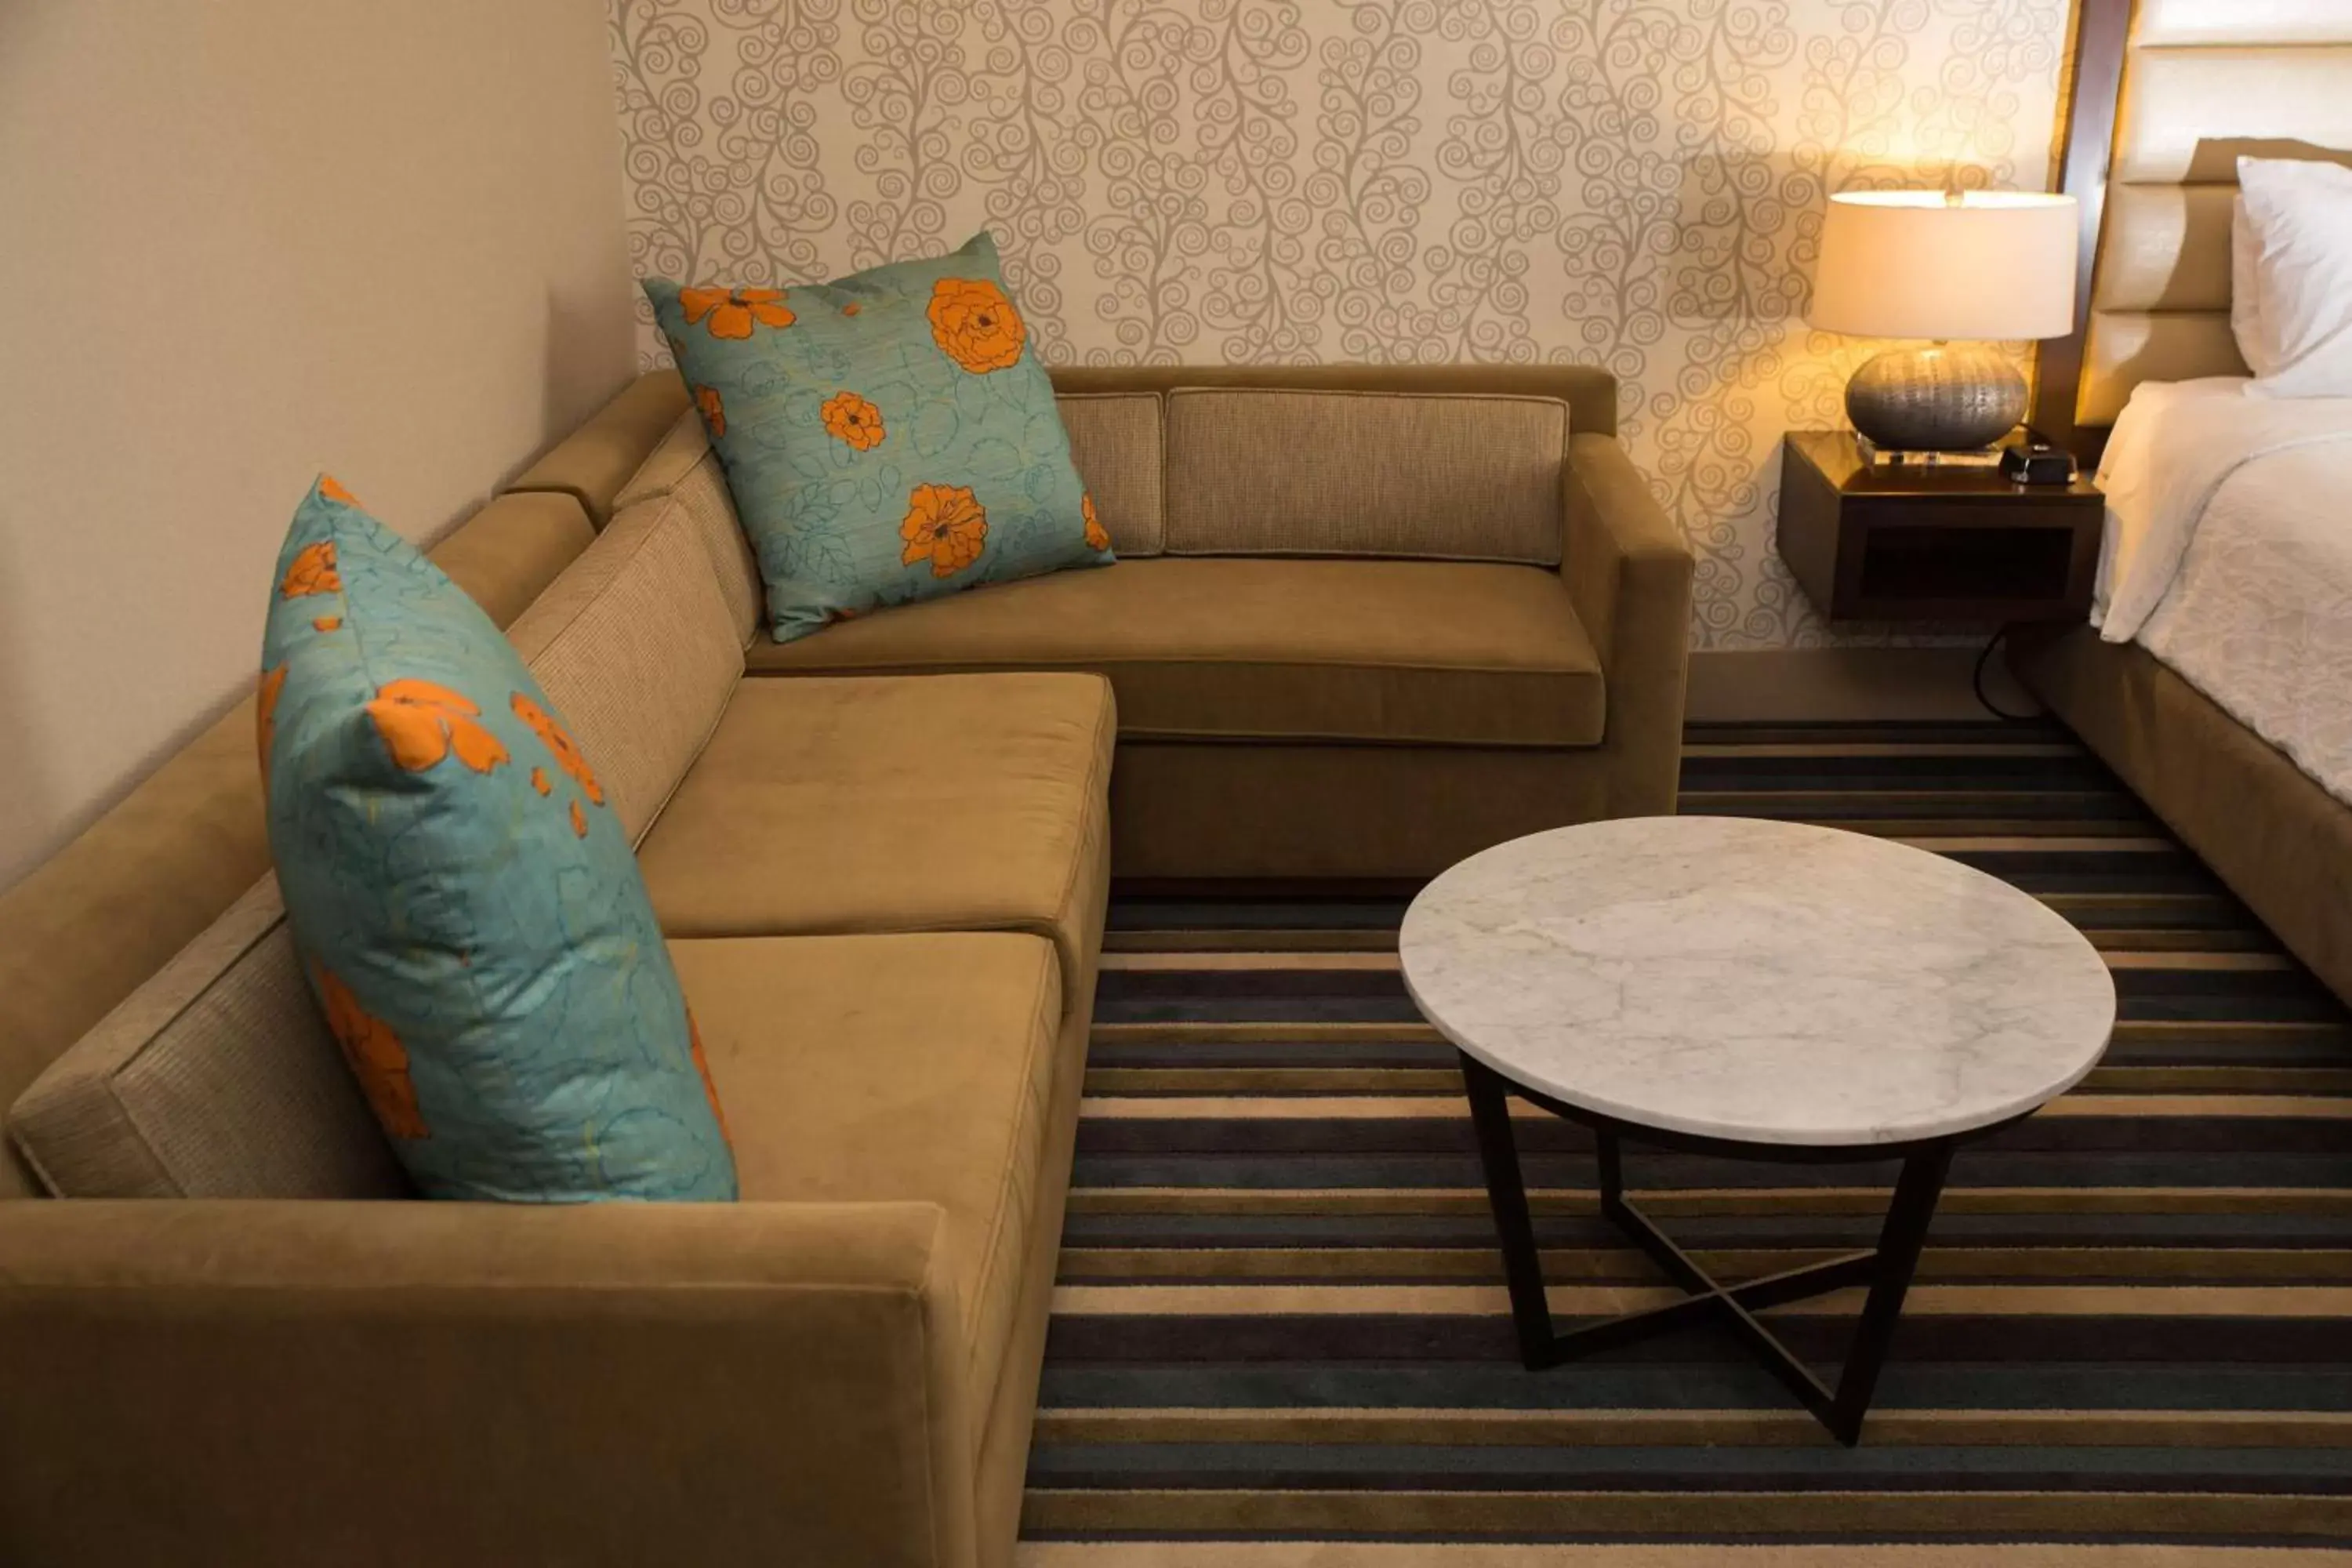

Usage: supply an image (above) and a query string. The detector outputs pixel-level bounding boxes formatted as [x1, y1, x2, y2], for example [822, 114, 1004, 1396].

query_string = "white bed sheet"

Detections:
[2092, 378, 2352, 807]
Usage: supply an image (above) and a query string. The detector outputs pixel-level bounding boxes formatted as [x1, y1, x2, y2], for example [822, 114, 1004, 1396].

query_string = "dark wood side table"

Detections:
[1777, 431, 2103, 622]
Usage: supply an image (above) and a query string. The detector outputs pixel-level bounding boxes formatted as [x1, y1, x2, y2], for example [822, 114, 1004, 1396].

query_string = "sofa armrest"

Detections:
[0, 1199, 981, 1568]
[1562, 434, 1696, 815]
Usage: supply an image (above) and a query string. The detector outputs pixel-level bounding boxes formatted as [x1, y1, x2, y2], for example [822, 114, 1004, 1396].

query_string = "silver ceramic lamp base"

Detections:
[1845, 343, 2027, 452]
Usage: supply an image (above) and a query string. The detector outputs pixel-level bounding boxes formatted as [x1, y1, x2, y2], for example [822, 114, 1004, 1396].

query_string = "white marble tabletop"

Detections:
[1399, 817, 2116, 1147]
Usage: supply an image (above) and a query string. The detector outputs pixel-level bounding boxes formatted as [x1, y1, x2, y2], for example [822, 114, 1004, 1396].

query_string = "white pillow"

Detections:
[2229, 195, 2274, 377]
[2235, 156, 2352, 398]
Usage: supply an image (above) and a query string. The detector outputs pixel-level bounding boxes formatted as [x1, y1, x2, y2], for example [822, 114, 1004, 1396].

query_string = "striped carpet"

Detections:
[1021, 720, 2352, 1560]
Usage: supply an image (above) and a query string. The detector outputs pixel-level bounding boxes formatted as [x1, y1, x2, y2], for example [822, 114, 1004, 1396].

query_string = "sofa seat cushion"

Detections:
[743, 556, 1605, 748]
[672, 931, 1066, 1439]
[634, 673, 1114, 1008]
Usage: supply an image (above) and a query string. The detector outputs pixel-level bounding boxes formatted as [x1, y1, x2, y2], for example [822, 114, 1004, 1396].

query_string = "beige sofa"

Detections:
[518, 365, 1695, 880]
[0, 366, 1692, 1567]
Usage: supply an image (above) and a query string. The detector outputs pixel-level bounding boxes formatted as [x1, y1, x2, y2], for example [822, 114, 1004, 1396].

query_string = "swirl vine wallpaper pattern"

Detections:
[608, 0, 2071, 648]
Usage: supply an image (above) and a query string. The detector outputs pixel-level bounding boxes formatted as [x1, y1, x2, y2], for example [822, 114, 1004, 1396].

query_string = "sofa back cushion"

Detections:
[613, 406, 713, 514]
[1162, 388, 1567, 564]
[1056, 392, 1165, 556]
[8, 490, 747, 1202]
[7, 880, 408, 1198]
[505, 488, 746, 843]
[611, 450, 768, 652]
[0, 489, 599, 1200]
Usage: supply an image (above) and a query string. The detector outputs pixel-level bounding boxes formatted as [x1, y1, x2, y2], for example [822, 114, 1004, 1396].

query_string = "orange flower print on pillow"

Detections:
[510, 692, 604, 806]
[257, 663, 287, 786]
[318, 475, 361, 507]
[900, 484, 989, 578]
[1082, 492, 1109, 553]
[821, 390, 885, 452]
[927, 277, 1025, 372]
[687, 1009, 731, 1143]
[314, 964, 428, 1140]
[680, 285, 795, 340]
[692, 383, 726, 438]
[365, 679, 509, 775]
[280, 541, 342, 599]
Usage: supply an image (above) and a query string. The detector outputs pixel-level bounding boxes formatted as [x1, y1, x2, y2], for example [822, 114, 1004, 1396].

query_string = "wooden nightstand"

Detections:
[1776, 431, 2103, 622]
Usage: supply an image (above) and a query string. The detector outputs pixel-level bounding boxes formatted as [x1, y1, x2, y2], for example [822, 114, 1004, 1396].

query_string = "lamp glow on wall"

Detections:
[1810, 191, 2080, 452]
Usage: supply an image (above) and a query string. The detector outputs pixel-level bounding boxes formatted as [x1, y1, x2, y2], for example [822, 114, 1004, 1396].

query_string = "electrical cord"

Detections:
[1971, 626, 2038, 721]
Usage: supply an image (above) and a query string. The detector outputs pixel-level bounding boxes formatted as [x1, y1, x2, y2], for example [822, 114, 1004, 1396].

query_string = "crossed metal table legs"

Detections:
[1460, 1053, 1962, 1447]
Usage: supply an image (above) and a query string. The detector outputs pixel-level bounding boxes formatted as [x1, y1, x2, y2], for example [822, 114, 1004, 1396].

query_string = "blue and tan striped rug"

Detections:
[1020, 721, 2352, 1562]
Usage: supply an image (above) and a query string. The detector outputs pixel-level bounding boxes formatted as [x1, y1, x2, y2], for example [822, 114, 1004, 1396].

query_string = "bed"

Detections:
[2013, 0, 2352, 1004]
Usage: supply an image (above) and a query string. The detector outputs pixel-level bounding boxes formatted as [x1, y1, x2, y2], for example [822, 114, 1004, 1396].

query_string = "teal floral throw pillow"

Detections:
[260, 477, 737, 1202]
[644, 231, 1113, 642]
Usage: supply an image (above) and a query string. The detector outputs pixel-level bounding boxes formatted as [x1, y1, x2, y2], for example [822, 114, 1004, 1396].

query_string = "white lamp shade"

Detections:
[1810, 191, 2080, 342]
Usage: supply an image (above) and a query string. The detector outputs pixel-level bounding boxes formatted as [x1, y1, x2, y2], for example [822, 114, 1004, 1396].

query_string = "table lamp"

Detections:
[1809, 190, 2079, 453]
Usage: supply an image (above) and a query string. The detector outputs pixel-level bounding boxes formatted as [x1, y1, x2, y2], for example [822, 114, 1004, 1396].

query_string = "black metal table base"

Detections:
[1461, 1052, 1960, 1446]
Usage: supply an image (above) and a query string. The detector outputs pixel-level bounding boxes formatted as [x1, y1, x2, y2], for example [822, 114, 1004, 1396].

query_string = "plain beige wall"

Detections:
[0, 0, 637, 890]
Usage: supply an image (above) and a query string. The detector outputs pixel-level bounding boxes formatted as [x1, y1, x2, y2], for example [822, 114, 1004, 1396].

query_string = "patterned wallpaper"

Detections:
[608, 0, 2071, 648]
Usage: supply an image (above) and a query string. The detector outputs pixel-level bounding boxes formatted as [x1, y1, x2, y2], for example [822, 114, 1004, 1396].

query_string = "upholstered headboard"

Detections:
[2034, 0, 2352, 458]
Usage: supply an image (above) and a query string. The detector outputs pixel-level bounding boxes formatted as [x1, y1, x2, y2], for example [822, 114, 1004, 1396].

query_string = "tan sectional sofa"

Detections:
[0, 365, 1693, 1567]
[522, 365, 1695, 880]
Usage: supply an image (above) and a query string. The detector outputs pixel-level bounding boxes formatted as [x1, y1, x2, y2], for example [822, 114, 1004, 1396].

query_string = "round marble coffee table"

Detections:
[1400, 815, 2115, 1446]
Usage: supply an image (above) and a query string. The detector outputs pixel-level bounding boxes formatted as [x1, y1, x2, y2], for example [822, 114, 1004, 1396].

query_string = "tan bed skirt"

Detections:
[2009, 624, 2352, 1007]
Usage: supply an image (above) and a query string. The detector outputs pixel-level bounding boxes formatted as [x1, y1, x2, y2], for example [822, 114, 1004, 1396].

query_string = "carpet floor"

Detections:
[1019, 720, 2352, 1559]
